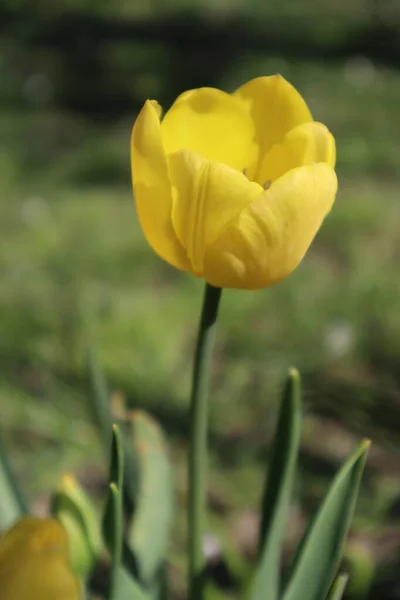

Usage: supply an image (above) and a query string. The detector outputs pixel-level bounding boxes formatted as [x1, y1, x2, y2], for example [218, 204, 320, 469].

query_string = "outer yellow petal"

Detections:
[0, 518, 80, 600]
[257, 122, 336, 184]
[160, 88, 257, 172]
[234, 75, 313, 183]
[131, 100, 190, 271]
[203, 163, 337, 289]
[169, 149, 263, 274]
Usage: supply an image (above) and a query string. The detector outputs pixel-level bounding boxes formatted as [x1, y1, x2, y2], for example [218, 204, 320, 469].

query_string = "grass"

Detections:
[1, 49, 400, 596]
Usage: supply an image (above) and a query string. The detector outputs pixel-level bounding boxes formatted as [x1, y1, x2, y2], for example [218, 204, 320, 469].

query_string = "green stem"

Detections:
[188, 283, 222, 600]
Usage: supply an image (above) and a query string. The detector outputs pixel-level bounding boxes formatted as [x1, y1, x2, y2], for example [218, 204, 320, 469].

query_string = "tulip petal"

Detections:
[257, 122, 336, 184]
[203, 163, 337, 289]
[234, 75, 313, 183]
[0, 518, 80, 600]
[169, 149, 263, 274]
[161, 88, 257, 172]
[131, 100, 190, 271]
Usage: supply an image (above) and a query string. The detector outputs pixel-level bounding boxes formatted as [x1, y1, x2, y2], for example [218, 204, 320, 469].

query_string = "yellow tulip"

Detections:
[0, 517, 81, 600]
[131, 75, 337, 289]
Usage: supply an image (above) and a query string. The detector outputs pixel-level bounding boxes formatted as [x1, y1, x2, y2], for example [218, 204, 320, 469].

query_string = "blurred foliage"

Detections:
[1, 0, 400, 598]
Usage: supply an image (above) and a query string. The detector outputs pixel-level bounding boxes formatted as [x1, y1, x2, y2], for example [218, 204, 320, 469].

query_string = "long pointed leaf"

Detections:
[0, 432, 27, 528]
[103, 483, 124, 600]
[109, 424, 124, 491]
[283, 440, 370, 600]
[86, 346, 112, 450]
[103, 425, 125, 599]
[251, 368, 301, 600]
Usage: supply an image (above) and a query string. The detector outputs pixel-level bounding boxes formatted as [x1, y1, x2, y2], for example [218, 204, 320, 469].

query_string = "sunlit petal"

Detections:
[235, 75, 313, 183]
[161, 88, 257, 172]
[131, 100, 190, 270]
[203, 163, 337, 289]
[257, 122, 336, 184]
[169, 149, 263, 273]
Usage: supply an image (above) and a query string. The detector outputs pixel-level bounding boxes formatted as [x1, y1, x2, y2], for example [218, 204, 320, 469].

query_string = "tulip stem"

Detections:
[188, 283, 222, 600]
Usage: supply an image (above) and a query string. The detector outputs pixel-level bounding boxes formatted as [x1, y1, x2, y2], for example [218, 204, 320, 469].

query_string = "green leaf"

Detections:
[109, 424, 124, 490]
[283, 440, 370, 600]
[250, 368, 301, 600]
[103, 425, 126, 599]
[0, 432, 27, 528]
[51, 474, 102, 578]
[103, 475, 149, 600]
[113, 567, 151, 600]
[103, 483, 123, 600]
[326, 574, 349, 600]
[126, 410, 174, 587]
[86, 346, 112, 450]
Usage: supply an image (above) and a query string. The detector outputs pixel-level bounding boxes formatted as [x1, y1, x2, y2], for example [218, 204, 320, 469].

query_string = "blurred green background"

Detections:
[1, 0, 400, 597]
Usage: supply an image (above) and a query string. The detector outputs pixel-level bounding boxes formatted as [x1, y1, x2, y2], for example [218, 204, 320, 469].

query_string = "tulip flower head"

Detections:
[0, 517, 80, 600]
[131, 75, 337, 290]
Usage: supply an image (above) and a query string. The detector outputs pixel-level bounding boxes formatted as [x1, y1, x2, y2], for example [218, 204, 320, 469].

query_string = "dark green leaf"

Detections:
[283, 440, 370, 600]
[109, 424, 124, 490]
[86, 346, 112, 450]
[251, 368, 301, 600]
[103, 425, 126, 599]
[103, 483, 123, 600]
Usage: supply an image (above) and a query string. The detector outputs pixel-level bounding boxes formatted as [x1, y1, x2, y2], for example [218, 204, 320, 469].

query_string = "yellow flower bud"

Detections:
[0, 517, 81, 600]
[131, 75, 337, 290]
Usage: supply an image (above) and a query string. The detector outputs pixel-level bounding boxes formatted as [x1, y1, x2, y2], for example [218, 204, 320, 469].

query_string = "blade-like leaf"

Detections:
[86, 346, 112, 450]
[251, 368, 301, 600]
[103, 483, 123, 600]
[109, 424, 124, 490]
[103, 425, 125, 599]
[326, 574, 349, 600]
[126, 411, 174, 587]
[283, 440, 370, 600]
[103, 482, 149, 600]
[0, 432, 27, 528]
